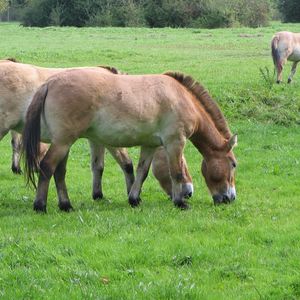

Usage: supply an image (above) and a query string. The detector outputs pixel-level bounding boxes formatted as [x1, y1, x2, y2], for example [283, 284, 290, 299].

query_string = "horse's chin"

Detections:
[213, 193, 235, 205]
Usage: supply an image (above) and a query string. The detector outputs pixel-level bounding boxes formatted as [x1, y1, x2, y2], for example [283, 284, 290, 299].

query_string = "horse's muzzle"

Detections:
[182, 183, 194, 198]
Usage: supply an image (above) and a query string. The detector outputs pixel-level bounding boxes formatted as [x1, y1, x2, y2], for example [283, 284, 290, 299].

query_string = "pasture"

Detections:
[0, 22, 300, 299]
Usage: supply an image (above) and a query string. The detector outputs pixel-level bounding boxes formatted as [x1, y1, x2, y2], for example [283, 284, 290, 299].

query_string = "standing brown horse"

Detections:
[23, 69, 237, 212]
[271, 31, 300, 83]
[0, 59, 134, 200]
[2, 59, 193, 201]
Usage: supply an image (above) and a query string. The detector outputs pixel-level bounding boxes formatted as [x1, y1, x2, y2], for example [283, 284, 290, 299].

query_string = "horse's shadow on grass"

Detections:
[75, 195, 171, 212]
[0, 191, 218, 217]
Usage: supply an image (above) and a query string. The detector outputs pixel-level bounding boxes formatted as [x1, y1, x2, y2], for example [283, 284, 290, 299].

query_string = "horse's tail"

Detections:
[22, 83, 48, 188]
[271, 35, 281, 69]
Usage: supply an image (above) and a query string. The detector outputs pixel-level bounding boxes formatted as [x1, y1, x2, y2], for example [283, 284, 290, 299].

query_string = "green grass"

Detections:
[0, 22, 300, 299]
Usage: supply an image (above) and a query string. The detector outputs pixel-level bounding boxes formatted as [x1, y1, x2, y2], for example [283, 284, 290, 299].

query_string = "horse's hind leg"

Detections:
[128, 146, 155, 207]
[54, 151, 73, 212]
[107, 147, 135, 195]
[11, 131, 22, 174]
[276, 60, 284, 83]
[34, 143, 70, 213]
[89, 141, 105, 200]
[288, 61, 298, 83]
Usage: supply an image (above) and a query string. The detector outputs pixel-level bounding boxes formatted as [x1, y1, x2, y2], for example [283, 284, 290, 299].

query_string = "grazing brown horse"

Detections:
[0, 59, 134, 199]
[152, 147, 193, 198]
[3, 60, 193, 200]
[23, 69, 237, 212]
[271, 31, 300, 83]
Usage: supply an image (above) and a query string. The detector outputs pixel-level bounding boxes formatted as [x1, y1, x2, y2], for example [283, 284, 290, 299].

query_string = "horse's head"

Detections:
[201, 134, 237, 205]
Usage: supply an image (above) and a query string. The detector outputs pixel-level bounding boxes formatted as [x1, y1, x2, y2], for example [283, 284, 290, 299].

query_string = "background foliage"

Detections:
[277, 0, 300, 23]
[2, 0, 297, 28]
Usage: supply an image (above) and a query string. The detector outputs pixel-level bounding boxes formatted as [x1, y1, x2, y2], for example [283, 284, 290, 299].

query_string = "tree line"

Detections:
[0, 0, 299, 28]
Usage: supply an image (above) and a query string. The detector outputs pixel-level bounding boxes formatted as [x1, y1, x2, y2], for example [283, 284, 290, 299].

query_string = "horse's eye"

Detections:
[232, 161, 237, 168]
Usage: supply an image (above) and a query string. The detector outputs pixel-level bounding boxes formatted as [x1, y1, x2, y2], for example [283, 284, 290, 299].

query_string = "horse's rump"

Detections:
[271, 35, 281, 68]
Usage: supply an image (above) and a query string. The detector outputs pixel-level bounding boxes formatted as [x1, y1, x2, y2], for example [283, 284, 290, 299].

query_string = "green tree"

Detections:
[277, 0, 300, 22]
[0, 0, 9, 15]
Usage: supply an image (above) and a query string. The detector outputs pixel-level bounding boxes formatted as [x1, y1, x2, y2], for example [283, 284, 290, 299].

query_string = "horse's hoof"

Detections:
[128, 196, 141, 207]
[174, 200, 189, 210]
[11, 166, 22, 174]
[33, 201, 47, 213]
[276, 80, 281, 84]
[287, 78, 292, 84]
[58, 202, 74, 212]
[93, 191, 103, 200]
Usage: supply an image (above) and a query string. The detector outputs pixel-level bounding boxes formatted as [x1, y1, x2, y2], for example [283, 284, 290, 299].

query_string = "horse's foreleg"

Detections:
[288, 61, 298, 83]
[89, 141, 105, 200]
[10, 131, 22, 174]
[53, 151, 73, 212]
[107, 147, 135, 195]
[34, 143, 70, 213]
[128, 146, 155, 207]
[164, 139, 188, 209]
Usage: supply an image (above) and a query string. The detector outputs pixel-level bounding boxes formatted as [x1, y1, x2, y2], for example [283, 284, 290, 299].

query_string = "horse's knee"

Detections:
[39, 160, 54, 179]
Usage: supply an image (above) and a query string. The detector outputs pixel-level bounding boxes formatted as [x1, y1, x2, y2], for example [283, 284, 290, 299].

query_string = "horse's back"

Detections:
[45, 69, 191, 115]
[0, 60, 58, 131]
[42, 69, 197, 147]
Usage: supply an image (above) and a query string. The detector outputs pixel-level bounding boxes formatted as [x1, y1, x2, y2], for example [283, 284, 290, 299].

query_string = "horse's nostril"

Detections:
[223, 195, 230, 203]
[183, 183, 193, 199]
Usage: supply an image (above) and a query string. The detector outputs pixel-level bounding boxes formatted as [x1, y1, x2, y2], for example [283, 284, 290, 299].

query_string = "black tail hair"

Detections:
[22, 83, 48, 188]
[271, 37, 280, 68]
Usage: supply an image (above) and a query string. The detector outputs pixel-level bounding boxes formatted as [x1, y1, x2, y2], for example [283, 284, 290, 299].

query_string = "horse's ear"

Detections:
[227, 134, 237, 152]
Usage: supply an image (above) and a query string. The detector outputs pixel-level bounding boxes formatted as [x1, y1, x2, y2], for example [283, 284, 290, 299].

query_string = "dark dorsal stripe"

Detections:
[5, 57, 18, 62]
[98, 65, 127, 75]
[164, 71, 231, 139]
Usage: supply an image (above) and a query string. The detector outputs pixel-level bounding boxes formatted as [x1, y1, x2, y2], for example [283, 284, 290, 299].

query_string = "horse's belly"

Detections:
[87, 120, 163, 148]
[288, 46, 300, 61]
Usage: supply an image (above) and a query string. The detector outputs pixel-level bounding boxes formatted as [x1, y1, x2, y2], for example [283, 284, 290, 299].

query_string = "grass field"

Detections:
[0, 22, 300, 299]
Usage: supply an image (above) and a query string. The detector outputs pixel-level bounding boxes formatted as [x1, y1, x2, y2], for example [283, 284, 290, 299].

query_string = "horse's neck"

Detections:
[190, 112, 226, 157]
